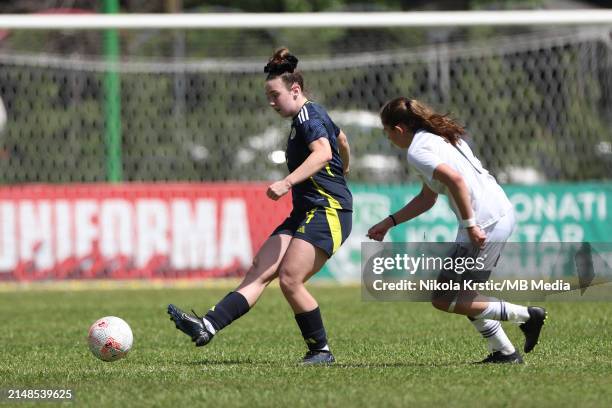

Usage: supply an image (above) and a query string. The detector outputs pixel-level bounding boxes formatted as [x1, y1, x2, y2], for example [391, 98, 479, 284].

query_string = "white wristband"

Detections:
[460, 217, 476, 228]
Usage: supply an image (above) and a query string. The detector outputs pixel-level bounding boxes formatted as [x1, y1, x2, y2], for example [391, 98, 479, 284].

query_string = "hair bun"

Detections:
[264, 54, 299, 76]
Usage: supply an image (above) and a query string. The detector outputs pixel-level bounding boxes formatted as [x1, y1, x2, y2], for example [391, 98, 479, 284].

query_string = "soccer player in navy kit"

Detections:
[168, 48, 352, 365]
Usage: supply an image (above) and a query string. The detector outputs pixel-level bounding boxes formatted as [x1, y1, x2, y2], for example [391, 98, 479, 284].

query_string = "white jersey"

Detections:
[406, 129, 512, 228]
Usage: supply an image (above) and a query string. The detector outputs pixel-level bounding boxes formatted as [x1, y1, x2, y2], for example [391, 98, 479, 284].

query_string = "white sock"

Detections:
[202, 318, 217, 335]
[470, 318, 516, 355]
[317, 344, 330, 352]
[474, 299, 530, 323]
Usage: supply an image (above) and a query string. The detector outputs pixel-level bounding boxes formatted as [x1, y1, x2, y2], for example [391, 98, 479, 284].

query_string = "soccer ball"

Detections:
[87, 316, 133, 362]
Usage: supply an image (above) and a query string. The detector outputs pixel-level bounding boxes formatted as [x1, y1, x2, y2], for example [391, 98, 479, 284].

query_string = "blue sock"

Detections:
[204, 291, 250, 332]
[295, 307, 329, 351]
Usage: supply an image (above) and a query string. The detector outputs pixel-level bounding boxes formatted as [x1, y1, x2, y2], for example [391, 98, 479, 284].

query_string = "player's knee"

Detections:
[278, 268, 299, 294]
[243, 256, 278, 286]
[250, 268, 278, 286]
[431, 293, 451, 312]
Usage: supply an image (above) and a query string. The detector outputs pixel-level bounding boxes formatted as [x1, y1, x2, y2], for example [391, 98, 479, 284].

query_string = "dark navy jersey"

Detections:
[286, 101, 353, 212]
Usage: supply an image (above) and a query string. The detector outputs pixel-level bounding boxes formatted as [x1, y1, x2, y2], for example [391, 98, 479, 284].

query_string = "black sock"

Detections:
[204, 291, 250, 332]
[295, 307, 328, 351]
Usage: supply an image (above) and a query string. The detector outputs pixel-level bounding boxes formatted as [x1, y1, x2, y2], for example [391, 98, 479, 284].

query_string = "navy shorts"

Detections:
[271, 207, 352, 258]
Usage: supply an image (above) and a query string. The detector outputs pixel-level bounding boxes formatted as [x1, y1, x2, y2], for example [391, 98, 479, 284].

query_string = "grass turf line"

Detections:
[1, 287, 611, 407]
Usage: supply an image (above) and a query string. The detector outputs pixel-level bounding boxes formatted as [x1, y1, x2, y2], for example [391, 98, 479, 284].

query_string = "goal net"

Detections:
[0, 17, 610, 184]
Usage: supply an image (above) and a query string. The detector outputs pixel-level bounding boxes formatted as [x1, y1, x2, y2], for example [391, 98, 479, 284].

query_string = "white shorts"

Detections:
[455, 209, 516, 245]
[439, 210, 516, 282]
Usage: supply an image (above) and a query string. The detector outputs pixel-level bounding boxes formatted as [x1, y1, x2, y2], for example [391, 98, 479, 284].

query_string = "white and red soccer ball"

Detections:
[87, 316, 133, 362]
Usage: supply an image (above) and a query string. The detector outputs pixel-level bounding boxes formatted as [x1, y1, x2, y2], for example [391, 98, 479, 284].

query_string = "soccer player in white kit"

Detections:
[367, 97, 547, 363]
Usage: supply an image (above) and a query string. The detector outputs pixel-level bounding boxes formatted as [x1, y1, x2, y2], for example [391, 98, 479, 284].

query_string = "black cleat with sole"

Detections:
[167, 304, 213, 347]
[302, 350, 335, 365]
[477, 351, 524, 364]
[519, 306, 547, 353]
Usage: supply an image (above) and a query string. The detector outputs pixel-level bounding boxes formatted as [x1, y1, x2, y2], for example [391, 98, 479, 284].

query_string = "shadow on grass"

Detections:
[181, 358, 257, 366]
[178, 359, 471, 368]
[334, 362, 469, 368]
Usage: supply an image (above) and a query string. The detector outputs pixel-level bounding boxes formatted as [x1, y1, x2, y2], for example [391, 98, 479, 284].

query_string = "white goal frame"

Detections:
[0, 10, 610, 29]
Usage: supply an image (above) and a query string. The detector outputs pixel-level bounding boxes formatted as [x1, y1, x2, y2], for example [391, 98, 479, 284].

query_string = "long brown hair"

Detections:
[264, 47, 304, 91]
[380, 97, 465, 145]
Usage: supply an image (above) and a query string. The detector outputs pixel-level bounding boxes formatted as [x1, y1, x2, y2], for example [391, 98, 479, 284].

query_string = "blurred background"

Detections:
[0, 1, 610, 282]
[0, 0, 610, 183]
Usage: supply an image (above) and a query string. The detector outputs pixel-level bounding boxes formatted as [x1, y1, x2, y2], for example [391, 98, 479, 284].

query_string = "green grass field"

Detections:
[1, 285, 611, 407]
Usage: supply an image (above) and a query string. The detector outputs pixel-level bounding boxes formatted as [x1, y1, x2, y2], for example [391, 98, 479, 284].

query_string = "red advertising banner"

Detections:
[0, 183, 292, 281]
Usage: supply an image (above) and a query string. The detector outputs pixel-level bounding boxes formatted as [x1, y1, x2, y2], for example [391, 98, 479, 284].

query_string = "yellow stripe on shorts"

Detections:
[324, 207, 342, 254]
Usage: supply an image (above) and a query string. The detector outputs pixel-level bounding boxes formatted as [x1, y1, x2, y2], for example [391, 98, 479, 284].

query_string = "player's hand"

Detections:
[266, 179, 292, 200]
[343, 165, 350, 176]
[467, 225, 486, 248]
[367, 218, 394, 241]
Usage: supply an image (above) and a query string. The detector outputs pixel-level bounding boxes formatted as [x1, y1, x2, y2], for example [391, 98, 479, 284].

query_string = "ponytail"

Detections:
[380, 97, 465, 145]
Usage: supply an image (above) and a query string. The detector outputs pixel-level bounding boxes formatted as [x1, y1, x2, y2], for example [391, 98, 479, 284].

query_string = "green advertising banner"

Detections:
[322, 183, 612, 281]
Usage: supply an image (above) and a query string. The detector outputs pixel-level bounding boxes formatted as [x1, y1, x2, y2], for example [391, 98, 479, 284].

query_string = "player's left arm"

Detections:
[337, 129, 350, 176]
[267, 137, 332, 200]
[433, 163, 486, 247]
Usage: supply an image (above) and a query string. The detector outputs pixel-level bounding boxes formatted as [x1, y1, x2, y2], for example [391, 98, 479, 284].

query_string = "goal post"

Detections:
[0, 10, 611, 29]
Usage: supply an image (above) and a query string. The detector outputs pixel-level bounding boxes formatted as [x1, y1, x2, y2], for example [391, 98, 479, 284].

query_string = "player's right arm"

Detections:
[367, 184, 438, 241]
[337, 130, 350, 175]
[267, 137, 332, 200]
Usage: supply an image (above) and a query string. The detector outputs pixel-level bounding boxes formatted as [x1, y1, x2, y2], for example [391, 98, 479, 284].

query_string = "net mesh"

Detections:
[0, 26, 610, 184]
